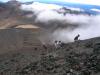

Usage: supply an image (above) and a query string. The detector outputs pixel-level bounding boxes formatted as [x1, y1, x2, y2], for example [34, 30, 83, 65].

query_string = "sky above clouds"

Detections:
[0, 0, 100, 6]
[60, 0, 100, 6]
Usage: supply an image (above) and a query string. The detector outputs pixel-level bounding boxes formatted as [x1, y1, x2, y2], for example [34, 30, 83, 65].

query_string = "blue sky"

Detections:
[0, 0, 100, 6]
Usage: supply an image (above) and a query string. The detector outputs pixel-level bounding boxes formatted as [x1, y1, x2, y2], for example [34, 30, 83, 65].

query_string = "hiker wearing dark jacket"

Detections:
[74, 34, 80, 41]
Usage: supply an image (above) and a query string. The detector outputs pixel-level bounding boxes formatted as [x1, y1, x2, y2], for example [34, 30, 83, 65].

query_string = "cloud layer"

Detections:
[20, 2, 100, 44]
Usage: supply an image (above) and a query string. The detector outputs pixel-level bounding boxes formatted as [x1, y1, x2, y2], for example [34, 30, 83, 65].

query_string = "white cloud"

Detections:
[35, 9, 100, 43]
[21, 1, 84, 16]
[20, 1, 100, 43]
[36, 10, 65, 22]
[91, 9, 100, 12]
[35, 11, 100, 43]
[49, 15, 100, 43]
[21, 2, 62, 12]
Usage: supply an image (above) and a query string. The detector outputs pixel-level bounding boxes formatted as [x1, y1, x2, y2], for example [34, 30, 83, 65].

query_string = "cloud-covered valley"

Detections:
[20, 2, 100, 43]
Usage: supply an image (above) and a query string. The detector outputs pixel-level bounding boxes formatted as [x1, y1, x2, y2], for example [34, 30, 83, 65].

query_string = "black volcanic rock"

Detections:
[0, 2, 7, 8]
[56, 6, 91, 15]
[0, 32, 100, 75]
[7, 0, 21, 7]
[0, 2, 9, 10]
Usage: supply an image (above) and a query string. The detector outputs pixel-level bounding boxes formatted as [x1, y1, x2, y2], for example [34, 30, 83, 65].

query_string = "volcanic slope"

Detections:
[0, 35, 100, 75]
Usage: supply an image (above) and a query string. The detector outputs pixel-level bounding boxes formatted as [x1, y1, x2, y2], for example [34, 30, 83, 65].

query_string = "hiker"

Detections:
[42, 42, 47, 49]
[43, 44, 47, 49]
[54, 40, 62, 48]
[74, 34, 80, 41]
[58, 41, 63, 48]
[54, 40, 58, 48]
